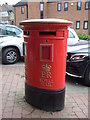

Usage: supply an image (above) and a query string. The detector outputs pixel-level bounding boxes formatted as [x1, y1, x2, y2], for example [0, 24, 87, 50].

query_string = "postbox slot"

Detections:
[40, 44, 53, 62]
[39, 31, 56, 37]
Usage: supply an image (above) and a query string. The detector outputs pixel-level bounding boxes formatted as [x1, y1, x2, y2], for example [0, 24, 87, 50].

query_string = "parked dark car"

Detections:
[66, 41, 90, 87]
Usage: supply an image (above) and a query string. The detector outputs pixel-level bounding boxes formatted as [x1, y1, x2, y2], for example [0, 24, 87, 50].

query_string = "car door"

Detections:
[5, 26, 24, 56]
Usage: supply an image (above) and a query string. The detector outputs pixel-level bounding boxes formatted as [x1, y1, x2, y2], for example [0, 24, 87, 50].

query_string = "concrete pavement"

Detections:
[0, 64, 89, 119]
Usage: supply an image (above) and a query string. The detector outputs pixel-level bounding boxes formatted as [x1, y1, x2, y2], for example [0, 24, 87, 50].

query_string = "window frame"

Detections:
[76, 21, 80, 29]
[57, 3, 61, 11]
[21, 6, 25, 14]
[85, 2, 89, 10]
[83, 21, 88, 30]
[40, 2, 44, 19]
[64, 2, 68, 11]
[77, 1, 81, 10]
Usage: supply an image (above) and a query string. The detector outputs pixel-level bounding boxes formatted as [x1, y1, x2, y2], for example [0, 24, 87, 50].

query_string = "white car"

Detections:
[0, 25, 79, 64]
[0, 24, 24, 64]
[67, 27, 79, 46]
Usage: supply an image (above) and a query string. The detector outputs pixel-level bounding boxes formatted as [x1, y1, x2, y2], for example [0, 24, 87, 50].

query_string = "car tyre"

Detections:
[2, 47, 19, 64]
[84, 65, 90, 87]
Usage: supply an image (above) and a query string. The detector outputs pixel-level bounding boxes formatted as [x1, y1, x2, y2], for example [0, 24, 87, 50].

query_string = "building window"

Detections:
[77, 1, 81, 10]
[64, 2, 68, 11]
[40, 3, 44, 19]
[76, 21, 80, 29]
[84, 21, 88, 29]
[85, 2, 89, 10]
[57, 3, 61, 11]
[21, 6, 24, 14]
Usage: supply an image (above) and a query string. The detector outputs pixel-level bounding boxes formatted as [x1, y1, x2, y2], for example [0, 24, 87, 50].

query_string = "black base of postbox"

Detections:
[25, 82, 65, 112]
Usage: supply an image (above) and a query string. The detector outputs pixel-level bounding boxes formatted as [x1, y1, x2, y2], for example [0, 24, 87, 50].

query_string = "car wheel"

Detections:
[84, 65, 90, 87]
[2, 47, 19, 64]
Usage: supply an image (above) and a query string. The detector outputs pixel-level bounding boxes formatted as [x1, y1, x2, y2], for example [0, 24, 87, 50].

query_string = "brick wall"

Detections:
[14, 5, 28, 26]
[43, 2, 48, 18]
[46, 2, 88, 34]
[88, 2, 90, 35]
[14, 1, 89, 35]
[28, 2, 40, 19]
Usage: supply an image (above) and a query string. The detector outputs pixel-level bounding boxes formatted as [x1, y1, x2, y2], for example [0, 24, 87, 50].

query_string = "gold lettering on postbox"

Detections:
[40, 64, 53, 87]
[42, 64, 52, 78]
[42, 71, 52, 78]
[40, 79, 53, 87]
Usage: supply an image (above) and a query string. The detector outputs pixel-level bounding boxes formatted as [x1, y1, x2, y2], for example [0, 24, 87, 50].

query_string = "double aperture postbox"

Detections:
[20, 19, 72, 111]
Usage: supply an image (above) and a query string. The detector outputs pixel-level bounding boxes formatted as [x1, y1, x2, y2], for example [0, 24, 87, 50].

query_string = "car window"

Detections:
[0, 28, 3, 35]
[6, 27, 22, 36]
[0, 27, 6, 35]
[68, 31, 75, 38]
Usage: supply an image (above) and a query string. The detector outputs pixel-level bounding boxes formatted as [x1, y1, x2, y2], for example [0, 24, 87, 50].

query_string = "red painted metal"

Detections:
[22, 21, 72, 90]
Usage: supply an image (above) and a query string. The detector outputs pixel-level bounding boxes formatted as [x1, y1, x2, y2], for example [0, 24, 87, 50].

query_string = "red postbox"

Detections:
[20, 19, 72, 111]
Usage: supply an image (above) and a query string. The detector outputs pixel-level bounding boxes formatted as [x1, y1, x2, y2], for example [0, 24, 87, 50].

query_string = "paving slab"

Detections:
[0, 65, 89, 119]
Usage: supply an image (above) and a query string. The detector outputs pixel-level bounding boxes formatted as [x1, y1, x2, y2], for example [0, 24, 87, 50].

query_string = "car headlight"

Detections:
[70, 54, 89, 61]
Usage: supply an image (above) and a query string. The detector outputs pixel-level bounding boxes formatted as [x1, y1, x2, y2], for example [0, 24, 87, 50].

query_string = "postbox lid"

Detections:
[20, 18, 72, 25]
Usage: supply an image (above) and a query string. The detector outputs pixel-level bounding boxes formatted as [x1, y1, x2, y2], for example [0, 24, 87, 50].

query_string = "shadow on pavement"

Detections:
[18, 57, 24, 63]
[66, 74, 85, 86]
